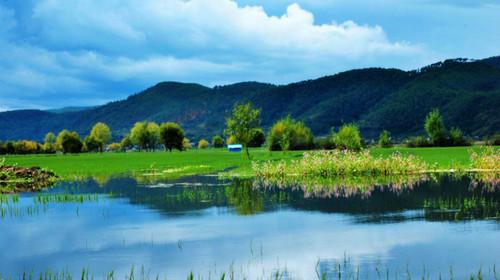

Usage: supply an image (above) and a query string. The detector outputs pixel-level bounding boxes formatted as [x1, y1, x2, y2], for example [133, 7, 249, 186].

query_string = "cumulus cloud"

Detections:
[0, 0, 424, 110]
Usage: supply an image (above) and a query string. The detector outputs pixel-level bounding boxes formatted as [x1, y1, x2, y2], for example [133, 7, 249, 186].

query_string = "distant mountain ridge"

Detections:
[1, 56, 499, 141]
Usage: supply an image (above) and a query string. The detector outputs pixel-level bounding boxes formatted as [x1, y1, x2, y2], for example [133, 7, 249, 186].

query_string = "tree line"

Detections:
[0, 102, 495, 156]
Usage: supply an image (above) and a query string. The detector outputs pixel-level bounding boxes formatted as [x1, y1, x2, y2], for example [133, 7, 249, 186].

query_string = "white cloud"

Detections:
[0, 0, 425, 109]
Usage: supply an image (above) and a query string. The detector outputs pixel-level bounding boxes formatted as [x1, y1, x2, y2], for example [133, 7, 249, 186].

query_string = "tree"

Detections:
[424, 109, 447, 146]
[332, 124, 362, 151]
[108, 143, 121, 152]
[248, 128, 266, 147]
[198, 139, 209, 149]
[14, 140, 40, 154]
[43, 132, 57, 153]
[268, 116, 314, 151]
[378, 130, 392, 148]
[89, 122, 112, 152]
[120, 135, 133, 151]
[225, 102, 261, 159]
[130, 122, 160, 151]
[56, 130, 83, 154]
[212, 135, 225, 148]
[83, 135, 103, 153]
[159, 122, 185, 152]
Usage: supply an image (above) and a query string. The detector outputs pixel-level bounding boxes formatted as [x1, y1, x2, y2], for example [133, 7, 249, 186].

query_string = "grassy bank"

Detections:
[1, 146, 496, 179]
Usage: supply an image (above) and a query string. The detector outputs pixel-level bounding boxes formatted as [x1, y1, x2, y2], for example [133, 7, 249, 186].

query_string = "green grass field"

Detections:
[2, 146, 492, 179]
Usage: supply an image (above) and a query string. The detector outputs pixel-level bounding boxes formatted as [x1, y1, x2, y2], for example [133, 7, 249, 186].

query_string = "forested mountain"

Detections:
[1, 57, 499, 141]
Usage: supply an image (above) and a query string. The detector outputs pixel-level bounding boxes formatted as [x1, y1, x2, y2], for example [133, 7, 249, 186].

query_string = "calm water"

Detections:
[0, 175, 499, 279]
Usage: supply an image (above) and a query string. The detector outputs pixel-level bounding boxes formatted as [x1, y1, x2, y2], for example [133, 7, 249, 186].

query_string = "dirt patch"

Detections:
[0, 166, 57, 193]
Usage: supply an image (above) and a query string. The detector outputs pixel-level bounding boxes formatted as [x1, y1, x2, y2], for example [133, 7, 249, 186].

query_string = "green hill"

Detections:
[1, 58, 499, 141]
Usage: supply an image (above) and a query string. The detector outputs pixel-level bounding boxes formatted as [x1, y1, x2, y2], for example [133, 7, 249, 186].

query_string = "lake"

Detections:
[0, 175, 499, 279]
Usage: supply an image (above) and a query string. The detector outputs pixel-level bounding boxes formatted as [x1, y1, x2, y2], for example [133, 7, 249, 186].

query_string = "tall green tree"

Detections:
[89, 122, 112, 151]
[424, 109, 447, 146]
[225, 102, 261, 159]
[130, 122, 160, 151]
[159, 122, 185, 152]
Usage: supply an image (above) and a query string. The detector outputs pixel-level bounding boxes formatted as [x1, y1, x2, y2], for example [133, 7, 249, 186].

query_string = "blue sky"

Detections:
[0, 0, 499, 111]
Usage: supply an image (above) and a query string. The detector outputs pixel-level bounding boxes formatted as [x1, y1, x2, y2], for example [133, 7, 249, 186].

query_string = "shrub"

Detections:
[248, 128, 266, 147]
[182, 138, 192, 150]
[14, 140, 41, 154]
[268, 116, 314, 151]
[107, 143, 122, 152]
[0, 142, 6, 155]
[486, 134, 500, 146]
[378, 130, 392, 148]
[198, 139, 210, 149]
[314, 137, 335, 150]
[449, 127, 471, 146]
[212, 135, 225, 148]
[332, 124, 362, 151]
[159, 122, 185, 152]
[405, 136, 432, 148]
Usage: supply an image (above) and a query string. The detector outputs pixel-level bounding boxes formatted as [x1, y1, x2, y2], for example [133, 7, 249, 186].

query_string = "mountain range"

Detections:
[1, 56, 499, 142]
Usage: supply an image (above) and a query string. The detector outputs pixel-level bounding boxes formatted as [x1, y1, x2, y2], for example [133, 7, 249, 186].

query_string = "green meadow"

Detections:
[2, 146, 492, 179]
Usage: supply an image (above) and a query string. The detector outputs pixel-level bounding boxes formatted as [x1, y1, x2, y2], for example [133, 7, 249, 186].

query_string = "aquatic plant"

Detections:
[469, 147, 500, 188]
[254, 150, 430, 179]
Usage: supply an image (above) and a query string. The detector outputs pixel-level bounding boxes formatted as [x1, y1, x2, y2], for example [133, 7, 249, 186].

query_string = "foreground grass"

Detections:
[2, 146, 495, 179]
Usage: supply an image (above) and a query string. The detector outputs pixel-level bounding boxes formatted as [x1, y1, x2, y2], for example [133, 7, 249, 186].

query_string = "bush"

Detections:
[486, 134, 500, 146]
[14, 140, 41, 154]
[0, 142, 6, 155]
[212, 135, 225, 148]
[405, 136, 432, 148]
[248, 128, 266, 147]
[198, 139, 210, 149]
[107, 143, 122, 152]
[378, 130, 392, 148]
[182, 138, 192, 150]
[314, 137, 335, 150]
[268, 116, 314, 151]
[332, 124, 362, 151]
[449, 127, 471, 146]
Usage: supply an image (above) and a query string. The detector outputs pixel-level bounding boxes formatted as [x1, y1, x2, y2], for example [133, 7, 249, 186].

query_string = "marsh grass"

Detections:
[253, 150, 431, 180]
[1, 262, 497, 280]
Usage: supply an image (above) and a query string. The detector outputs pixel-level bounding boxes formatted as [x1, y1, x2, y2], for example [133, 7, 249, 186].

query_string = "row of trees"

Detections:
[0, 103, 486, 156]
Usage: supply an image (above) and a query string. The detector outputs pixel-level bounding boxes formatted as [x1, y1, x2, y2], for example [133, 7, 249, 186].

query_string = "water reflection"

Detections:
[0, 174, 498, 279]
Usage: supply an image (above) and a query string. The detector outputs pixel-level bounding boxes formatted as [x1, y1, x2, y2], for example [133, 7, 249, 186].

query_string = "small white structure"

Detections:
[227, 144, 243, 152]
